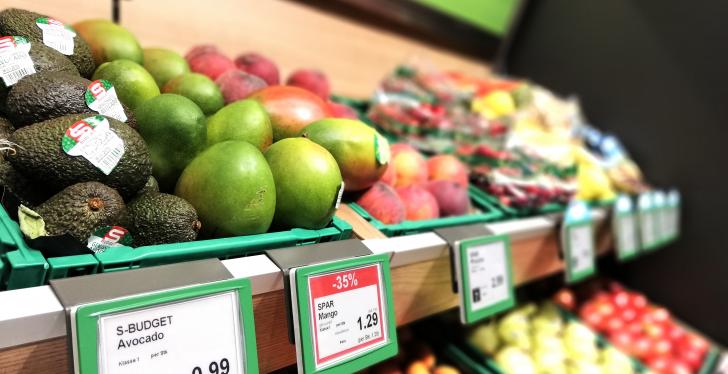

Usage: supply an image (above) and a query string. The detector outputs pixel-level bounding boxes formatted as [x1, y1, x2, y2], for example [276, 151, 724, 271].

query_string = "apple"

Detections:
[646, 355, 671, 372]
[647, 337, 673, 357]
[620, 307, 638, 323]
[609, 330, 633, 352]
[679, 333, 710, 356]
[629, 293, 648, 311]
[611, 290, 630, 309]
[630, 335, 652, 359]
[665, 323, 686, 343]
[649, 306, 671, 324]
[679, 347, 705, 371]
[603, 316, 625, 335]
[579, 302, 604, 330]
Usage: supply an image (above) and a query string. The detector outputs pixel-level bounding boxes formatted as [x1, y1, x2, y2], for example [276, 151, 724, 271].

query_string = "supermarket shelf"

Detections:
[0, 208, 612, 373]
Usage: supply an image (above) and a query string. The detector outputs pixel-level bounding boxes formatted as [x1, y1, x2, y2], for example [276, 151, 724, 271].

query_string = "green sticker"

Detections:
[35, 17, 76, 55]
[87, 225, 133, 253]
[456, 234, 515, 324]
[0, 36, 36, 86]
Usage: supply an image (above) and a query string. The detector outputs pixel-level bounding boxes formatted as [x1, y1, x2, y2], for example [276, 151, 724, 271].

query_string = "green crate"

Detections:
[470, 186, 568, 219]
[442, 344, 495, 374]
[95, 217, 352, 272]
[0, 207, 49, 290]
[349, 185, 504, 237]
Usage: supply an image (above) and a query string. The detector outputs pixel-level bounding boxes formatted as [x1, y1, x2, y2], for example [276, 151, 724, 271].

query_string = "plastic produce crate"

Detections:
[470, 186, 567, 219]
[349, 185, 504, 237]
[0, 201, 351, 289]
[94, 217, 352, 272]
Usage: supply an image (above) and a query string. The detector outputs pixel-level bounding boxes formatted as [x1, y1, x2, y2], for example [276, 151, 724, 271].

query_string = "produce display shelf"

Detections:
[0, 201, 352, 290]
[348, 185, 504, 237]
[0, 208, 619, 373]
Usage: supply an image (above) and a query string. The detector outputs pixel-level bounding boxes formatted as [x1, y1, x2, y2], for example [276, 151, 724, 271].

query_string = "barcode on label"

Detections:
[97, 147, 124, 175]
[1, 66, 34, 86]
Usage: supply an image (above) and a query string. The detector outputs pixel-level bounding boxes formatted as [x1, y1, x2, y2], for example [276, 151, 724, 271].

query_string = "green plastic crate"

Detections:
[349, 185, 504, 237]
[94, 217, 352, 272]
[470, 186, 568, 219]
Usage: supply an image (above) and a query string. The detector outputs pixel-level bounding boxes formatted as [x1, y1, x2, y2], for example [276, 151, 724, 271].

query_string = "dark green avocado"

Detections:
[125, 192, 200, 246]
[0, 8, 95, 78]
[7, 113, 152, 199]
[32, 181, 125, 242]
[0, 157, 53, 208]
[0, 42, 78, 112]
[5, 71, 135, 127]
[0, 116, 13, 139]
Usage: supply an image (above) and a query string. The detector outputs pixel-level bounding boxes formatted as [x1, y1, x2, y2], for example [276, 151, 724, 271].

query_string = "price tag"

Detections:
[73, 278, 258, 374]
[613, 194, 640, 261]
[561, 200, 596, 283]
[454, 235, 514, 324]
[638, 192, 659, 250]
[290, 254, 397, 373]
[653, 191, 669, 244]
[667, 189, 681, 241]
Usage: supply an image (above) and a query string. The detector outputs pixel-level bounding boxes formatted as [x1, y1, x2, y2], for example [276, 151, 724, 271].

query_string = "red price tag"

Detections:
[307, 263, 387, 369]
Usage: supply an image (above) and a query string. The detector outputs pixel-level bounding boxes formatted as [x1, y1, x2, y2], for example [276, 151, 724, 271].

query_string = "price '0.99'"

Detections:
[357, 312, 379, 330]
[192, 358, 229, 374]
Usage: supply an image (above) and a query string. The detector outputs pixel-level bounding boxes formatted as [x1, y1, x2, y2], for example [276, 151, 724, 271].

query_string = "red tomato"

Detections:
[680, 333, 710, 356]
[632, 336, 653, 359]
[609, 331, 634, 352]
[679, 347, 706, 371]
[648, 338, 673, 357]
[650, 307, 671, 324]
[625, 322, 644, 335]
[580, 303, 604, 330]
[604, 316, 625, 335]
[620, 307, 638, 323]
[666, 323, 686, 343]
[612, 290, 630, 309]
[646, 355, 672, 372]
[644, 322, 666, 340]
[666, 359, 693, 374]
[629, 293, 648, 310]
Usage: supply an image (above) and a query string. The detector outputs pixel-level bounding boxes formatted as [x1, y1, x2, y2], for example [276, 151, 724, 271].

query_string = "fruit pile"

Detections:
[557, 283, 712, 374]
[356, 143, 472, 224]
[367, 328, 461, 374]
[0, 7, 388, 253]
[468, 302, 636, 374]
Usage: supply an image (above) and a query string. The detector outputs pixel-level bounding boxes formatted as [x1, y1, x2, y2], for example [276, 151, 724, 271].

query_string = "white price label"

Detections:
[36, 18, 76, 55]
[97, 291, 245, 374]
[0, 36, 36, 86]
[62, 116, 125, 175]
[307, 264, 388, 370]
[86, 80, 128, 122]
[466, 241, 509, 311]
[616, 214, 638, 257]
[640, 212, 656, 247]
[568, 225, 594, 275]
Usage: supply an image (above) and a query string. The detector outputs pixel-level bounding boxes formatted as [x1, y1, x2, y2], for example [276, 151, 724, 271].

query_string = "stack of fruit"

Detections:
[0, 7, 389, 254]
[468, 302, 636, 374]
[355, 143, 472, 224]
[556, 284, 712, 374]
[368, 328, 461, 374]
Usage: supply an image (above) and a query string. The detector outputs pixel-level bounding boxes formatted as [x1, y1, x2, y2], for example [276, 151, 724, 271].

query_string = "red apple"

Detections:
[249, 85, 330, 141]
[390, 144, 428, 188]
[620, 307, 638, 323]
[579, 302, 604, 330]
[612, 290, 630, 309]
[646, 356, 672, 372]
[604, 316, 625, 335]
[632, 336, 653, 358]
[215, 70, 267, 104]
[679, 347, 705, 371]
[665, 323, 686, 343]
[187, 51, 236, 80]
[609, 330, 634, 352]
[356, 182, 406, 225]
[648, 338, 673, 357]
[680, 333, 710, 356]
[629, 293, 648, 311]
[649, 307, 671, 324]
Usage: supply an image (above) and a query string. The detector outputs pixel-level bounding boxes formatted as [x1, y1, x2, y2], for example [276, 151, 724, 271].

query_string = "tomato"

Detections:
[604, 316, 625, 335]
[609, 331, 634, 352]
[665, 323, 686, 343]
[666, 359, 692, 374]
[611, 290, 630, 309]
[631, 336, 653, 359]
[648, 338, 673, 357]
[680, 333, 710, 356]
[643, 322, 666, 340]
[629, 293, 648, 311]
[679, 347, 705, 371]
[620, 307, 638, 323]
[579, 302, 604, 330]
[650, 307, 671, 324]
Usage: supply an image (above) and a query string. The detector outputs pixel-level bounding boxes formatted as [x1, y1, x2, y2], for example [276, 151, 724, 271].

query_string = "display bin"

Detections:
[348, 185, 504, 237]
[94, 216, 352, 272]
[0, 200, 351, 289]
[469, 187, 567, 219]
[455, 307, 719, 374]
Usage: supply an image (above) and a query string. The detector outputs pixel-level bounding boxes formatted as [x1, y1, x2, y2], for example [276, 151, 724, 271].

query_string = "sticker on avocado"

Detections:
[35, 18, 75, 55]
[87, 225, 132, 253]
[62, 115, 125, 175]
[0, 36, 36, 86]
[85, 80, 128, 122]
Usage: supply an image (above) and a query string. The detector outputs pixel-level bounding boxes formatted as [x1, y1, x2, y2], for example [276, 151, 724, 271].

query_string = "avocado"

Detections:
[0, 116, 14, 139]
[5, 71, 135, 127]
[0, 42, 78, 112]
[28, 181, 125, 242]
[7, 113, 152, 199]
[0, 158, 53, 209]
[125, 192, 200, 246]
[0, 8, 95, 77]
[137, 175, 159, 195]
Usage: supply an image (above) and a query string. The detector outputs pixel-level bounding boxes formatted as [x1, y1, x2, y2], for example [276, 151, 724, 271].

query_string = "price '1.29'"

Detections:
[192, 358, 229, 374]
[357, 312, 379, 330]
